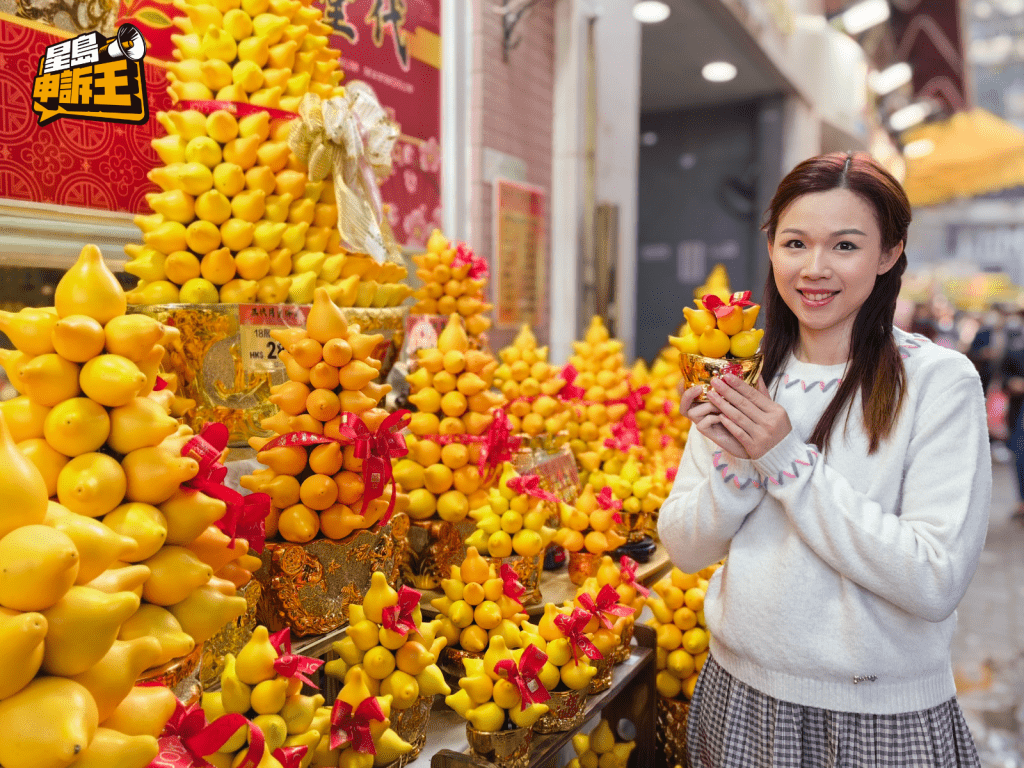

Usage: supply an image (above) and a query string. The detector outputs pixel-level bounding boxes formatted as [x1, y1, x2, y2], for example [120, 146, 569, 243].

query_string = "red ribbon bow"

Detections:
[619, 555, 650, 597]
[500, 563, 525, 605]
[452, 242, 490, 281]
[603, 411, 641, 452]
[159, 700, 265, 768]
[330, 697, 386, 753]
[595, 486, 623, 524]
[382, 586, 421, 636]
[478, 409, 521, 483]
[578, 584, 636, 630]
[271, 746, 309, 768]
[701, 291, 754, 319]
[553, 608, 603, 664]
[608, 385, 650, 415]
[663, 400, 673, 416]
[269, 628, 325, 689]
[666, 466, 678, 482]
[557, 364, 586, 401]
[493, 645, 551, 709]
[506, 474, 560, 505]
[181, 423, 270, 554]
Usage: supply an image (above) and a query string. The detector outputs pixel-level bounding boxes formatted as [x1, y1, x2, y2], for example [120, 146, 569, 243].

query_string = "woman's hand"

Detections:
[703, 374, 792, 460]
[679, 383, 751, 459]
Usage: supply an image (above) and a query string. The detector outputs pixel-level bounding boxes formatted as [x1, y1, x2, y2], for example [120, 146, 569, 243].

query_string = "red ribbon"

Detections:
[578, 584, 635, 630]
[666, 466, 678, 482]
[154, 376, 168, 391]
[557, 364, 586, 402]
[663, 400, 673, 416]
[500, 563, 525, 605]
[493, 644, 551, 709]
[701, 291, 754, 319]
[382, 585, 421, 636]
[661, 434, 672, 448]
[506, 474, 559, 505]
[607, 385, 651, 415]
[177, 99, 299, 121]
[603, 411, 641, 452]
[619, 556, 650, 597]
[271, 746, 308, 768]
[330, 697, 386, 753]
[451, 242, 489, 281]
[553, 608, 603, 664]
[269, 628, 325, 689]
[595, 486, 623, 524]
[181, 423, 270, 554]
[158, 700, 264, 768]
[477, 409, 521, 483]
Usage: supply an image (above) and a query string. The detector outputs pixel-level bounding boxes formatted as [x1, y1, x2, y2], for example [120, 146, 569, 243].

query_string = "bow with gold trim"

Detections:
[330, 697, 386, 753]
[493, 644, 551, 710]
[382, 585, 421, 636]
[578, 584, 635, 630]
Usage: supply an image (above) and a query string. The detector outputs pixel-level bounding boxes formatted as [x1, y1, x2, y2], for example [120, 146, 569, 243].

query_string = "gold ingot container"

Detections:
[254, 520, 402, 636]
[616, 511, 649, 544]
[396, 517, 476, 590]
[438, 646, 483, 687]
[466, 724, 533, 768]
[201, 580, 261, 687]
[656, 694, 691, 768]
[130, 304, 407, 447]
[388, 694, 433, 765]
[138, 643, 203, 705]
[588, 654, 613, 694]
[533, 686, 588, 733]
[567, 550, 600, 586]
[679, 352, 764, 403]
[485, 552, 542, 607]
[611, 618, 635, 664]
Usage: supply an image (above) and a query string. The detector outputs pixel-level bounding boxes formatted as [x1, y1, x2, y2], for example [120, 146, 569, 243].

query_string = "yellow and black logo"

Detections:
[32, 24, 149, 127]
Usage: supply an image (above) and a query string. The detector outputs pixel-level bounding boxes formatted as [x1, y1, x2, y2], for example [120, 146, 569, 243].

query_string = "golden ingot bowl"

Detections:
[533, 687, 588, 733]
[388, 694, 433, 765]
[587, 654, 613, 694]
[567, 550, 601, 586]
[438, 646, 483, 686]
[201, 580, 261, 687]
[679, 352, 764, 403]
[138, 643, 203, 704]
[466, 724, 533, 768]
[657, 694, 691, 768]
[611, 618, 635, 664]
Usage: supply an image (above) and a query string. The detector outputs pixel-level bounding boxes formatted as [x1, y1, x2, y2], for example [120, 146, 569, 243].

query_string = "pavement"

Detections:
[953, 445, 1024, 767]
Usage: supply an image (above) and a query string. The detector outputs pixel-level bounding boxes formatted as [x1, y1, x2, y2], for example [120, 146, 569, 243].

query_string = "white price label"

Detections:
[237, 304, 309, 373]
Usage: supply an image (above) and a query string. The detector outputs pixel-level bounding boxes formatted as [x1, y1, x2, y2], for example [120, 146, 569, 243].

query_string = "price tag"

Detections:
[238, 304, 310, 373]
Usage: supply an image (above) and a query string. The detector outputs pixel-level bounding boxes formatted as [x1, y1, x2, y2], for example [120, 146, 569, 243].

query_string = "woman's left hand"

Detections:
[705, 375, 792, 460]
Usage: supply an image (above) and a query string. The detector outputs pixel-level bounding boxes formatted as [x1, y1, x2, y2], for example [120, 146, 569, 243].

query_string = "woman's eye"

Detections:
[835, 241, 858, 251]
[783, 239, 803, 249]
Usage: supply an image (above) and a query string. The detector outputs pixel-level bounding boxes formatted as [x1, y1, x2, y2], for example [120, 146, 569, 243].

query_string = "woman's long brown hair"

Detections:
[761, 152, 911, 454]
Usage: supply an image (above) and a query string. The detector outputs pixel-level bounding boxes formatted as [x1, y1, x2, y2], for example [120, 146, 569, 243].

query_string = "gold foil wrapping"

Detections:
[617, 511, 650, 544]
[657, 695, 691, 768]
[611, 618, 635, 665]
[588, 654, 613, 694]
[679, 352, 765, 403]
[466, 724, 533, 768]
[254, 522, 400, 637]
[388, 694, 433, 765]
[398, 518, 476, 591]
[138, 644, 203, 705]
[532, 686, 588, 734]
[485, 552, 542, 607]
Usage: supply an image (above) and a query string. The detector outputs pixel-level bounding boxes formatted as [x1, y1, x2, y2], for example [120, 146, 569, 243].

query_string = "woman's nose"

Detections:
[800, 248, 832, 279]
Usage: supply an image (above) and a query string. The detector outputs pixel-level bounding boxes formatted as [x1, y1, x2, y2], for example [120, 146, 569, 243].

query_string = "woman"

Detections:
[659, 152, 991, 767]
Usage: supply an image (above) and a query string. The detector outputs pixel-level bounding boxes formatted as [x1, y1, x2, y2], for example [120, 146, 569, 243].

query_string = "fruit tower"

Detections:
[494, 324, 571, 442]
[569, 719, 636, 768]
[647, 565, 718, 701]
[463, 465, 557, 561]
[552, 485, 627, 562]
[398, 314, 505, 525]
[410, 230, 493, 340]
[240, 287, 403, 543]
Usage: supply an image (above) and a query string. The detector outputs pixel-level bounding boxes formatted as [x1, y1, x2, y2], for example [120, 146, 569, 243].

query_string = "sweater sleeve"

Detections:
[658, 429, 768, 573]
[752, 370, 992, 623]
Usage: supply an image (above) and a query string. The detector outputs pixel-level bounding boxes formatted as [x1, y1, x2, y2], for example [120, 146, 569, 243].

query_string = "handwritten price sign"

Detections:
[238, 304, 310, 374]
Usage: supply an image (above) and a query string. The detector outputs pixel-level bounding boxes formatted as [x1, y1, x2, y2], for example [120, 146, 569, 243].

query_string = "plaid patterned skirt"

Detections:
[686, 655, 980, 768]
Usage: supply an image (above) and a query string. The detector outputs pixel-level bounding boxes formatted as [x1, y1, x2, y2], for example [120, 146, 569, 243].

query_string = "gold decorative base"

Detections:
[138, 643, 203, 704]
[656, 695, 690, 768]
[533, 687, 588, 733]
[567, 550, 600, 586]
[485, 552, 542, 607]
[617, 511, 650, 544]
[611, 619, 635, 665]
[254, 522, 400, 636]
[588, 655, 613, 694]
[466, 724, 533, 768]
[438, 646, 483, 687]
[201, 580, 261, 688]
[389, 694, 433, 765]
[679, 352, 764, 403]
[397, 517, 476, 590]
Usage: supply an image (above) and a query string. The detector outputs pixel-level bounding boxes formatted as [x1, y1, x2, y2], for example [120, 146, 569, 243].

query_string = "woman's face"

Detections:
[768, 188, 902, 343]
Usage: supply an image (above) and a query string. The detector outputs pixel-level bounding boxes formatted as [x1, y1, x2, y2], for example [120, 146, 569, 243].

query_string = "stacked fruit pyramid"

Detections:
[669, 296, 762, 360]
[629, 356, 685, 458]
[463, 462, 557, 561]
[410, 229, 493, 340]
[398, 314, 505, 525]
[568, 718, 636, 768]
[493, 324, 571, 441]
[521, 604, 603, 692]
[552, 485, 627, 559]
[330, 666, 419, 767]
[430, 547, 529, 655]
[0, 243, 260, 669]
[240, 287, 403, 544]
[648, 565, 718, 700]
[203, 624, 331, 766]
[580, 450, 658, 545]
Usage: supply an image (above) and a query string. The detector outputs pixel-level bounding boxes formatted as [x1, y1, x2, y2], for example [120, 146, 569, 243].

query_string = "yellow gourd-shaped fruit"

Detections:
[71, 728, 159, 768]
[306, 286, 349, 343]
[0, 348, 32, 393]
[1, 396, 50, 442]
[729, 329, 763, 359]
[69, 636, 162, 721]
[141, 545, 214, 605]
[219, 651, 252, 713]
[159, 488, 226, 546]
[18, 437, 68, 496]
[437, 313, 469, 353]
[54, 244, 127, 324]
[0, 607, 47, 700]
[19, 352, 81, 406]
[0, 677, 99, 768]
[107, 397, 179, 455]
[41, 585, 140, 676]
[101, 501, 167, 562]
[85, 562, 151, 596]
[509, 701, 548, 729]
[101, 684, 178, 738]
[279, 693, 323, 735]
[362, 570, 398, 624]
[482, 635, 515, 682]
[103, 315, 165, 362]
[0, 524, 79, 611]
[235, 624, 279, 685]
[465, 701, 505, 732]
[121, 441, 200, 505]
[589, 718, 616, 754]
[57, 452, 127, 518]
[0, 411, 49, 538]
[118, 603, 194, 666]
[560, 657, 598, 691]
[338, 666, 374, 709]
[250, 676, 290, 715]
[0, 307, 58, 355]
[379, 669, 418, 709]
[46, 501, 137, 582]
[370, 726, 413, 767]
[168, 581, 248, 644]
[44, 396, 110, 457]
[459, 546, 490, 584]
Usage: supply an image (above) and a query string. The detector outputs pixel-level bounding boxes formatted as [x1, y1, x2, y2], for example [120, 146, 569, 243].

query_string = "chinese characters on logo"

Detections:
[32, 24, 149, 127]
[321, 0, 410, 71]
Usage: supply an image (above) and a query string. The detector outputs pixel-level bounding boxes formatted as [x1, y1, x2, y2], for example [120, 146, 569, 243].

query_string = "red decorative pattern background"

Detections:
[0, 17, 172, 213]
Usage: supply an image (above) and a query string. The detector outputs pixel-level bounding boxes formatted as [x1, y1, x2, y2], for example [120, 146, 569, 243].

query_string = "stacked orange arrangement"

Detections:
[494, 324, 572, 441]
[410, 230, 493, 340]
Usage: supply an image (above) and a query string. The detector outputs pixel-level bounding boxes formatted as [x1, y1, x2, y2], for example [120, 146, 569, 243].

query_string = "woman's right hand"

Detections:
[678, 383, 751, 459]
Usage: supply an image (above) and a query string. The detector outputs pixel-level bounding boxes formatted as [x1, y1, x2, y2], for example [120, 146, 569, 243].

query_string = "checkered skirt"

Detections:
[685, 655, 980, 768]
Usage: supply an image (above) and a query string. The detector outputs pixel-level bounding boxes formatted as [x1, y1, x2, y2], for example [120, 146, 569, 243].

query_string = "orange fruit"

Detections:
[583, 531, 608, 554]
[291, 338, 323, 369]
[258, 445, 307, 476]
[453, 465, 481, 494]
[432, 370, 456, 394]
[405, 488, 436, 519]
[271, 380, 310, 416]
[441, 443, 469, 470]
[440, 391, 467, 418]
[423, 464, 454, 495]
[300, 473, 338, 510]
[411, 439, 441, 466]
[305, 389, 340, 422]
[322, 337, 353, 367]
[277, 503, 320, 543]
[438, 417, 465, 435]
[333, 470, 364, 505]
[308, 442, 344, 476]
[342, 444, 362, 472]
[408, 412, 440, 437]
[318, 503, 354, 539]
[309, 362, 339, 390]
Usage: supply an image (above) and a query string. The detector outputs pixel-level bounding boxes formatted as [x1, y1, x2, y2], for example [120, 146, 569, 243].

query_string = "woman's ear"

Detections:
[878, 240, 904, 274]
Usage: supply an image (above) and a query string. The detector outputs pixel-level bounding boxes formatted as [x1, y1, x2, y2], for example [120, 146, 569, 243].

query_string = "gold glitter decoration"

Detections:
[656, 694, 690, 768]
[201, 581, 261, 688]
[567, 550, 600, 586]
[611, 618, 635, 665]
[466, 724, 533, 768]
[587, 654, 613, 694]
[679, 351, 764, 403]
[254, 522, 400, 636]
[400, 518, 476, 590]
[533, 686, 588, 733]
[389, 695, 433, 765]
[138, 644, 203, 703]
[484, 552, 542, 607]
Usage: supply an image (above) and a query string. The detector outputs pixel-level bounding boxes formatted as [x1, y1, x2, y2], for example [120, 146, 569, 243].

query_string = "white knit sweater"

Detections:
[658, 327, 992, 714]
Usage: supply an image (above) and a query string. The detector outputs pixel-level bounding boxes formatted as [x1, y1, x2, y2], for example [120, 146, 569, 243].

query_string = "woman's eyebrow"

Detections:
[779, 228, 867, 237]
